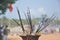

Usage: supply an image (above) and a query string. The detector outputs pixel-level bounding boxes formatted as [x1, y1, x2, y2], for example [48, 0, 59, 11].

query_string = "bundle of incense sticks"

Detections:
[13, 7, 56, 35]
[36, 14, 56, 33]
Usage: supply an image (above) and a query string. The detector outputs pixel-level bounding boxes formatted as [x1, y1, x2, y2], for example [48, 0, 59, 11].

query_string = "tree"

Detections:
[0, 0, 17, 15]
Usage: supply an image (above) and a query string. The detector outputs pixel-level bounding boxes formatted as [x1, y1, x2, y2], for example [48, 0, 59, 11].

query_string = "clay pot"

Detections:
[20, 35, 40, 40]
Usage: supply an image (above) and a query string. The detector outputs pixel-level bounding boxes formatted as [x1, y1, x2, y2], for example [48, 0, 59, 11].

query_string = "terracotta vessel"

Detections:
[20, 35, 40, 40]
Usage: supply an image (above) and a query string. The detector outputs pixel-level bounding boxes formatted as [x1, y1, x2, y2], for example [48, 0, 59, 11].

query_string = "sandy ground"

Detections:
[39, 33, 60, 40]
[8, 33, 60, 40]
[8, 34, 22, 40]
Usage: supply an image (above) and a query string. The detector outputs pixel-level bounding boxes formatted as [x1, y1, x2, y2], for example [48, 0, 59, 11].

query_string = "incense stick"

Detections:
[24, 12, 29, 25]
[12, 19, 20, 26]
[16, 7, 25, 33]
[27, 8, 33, 34]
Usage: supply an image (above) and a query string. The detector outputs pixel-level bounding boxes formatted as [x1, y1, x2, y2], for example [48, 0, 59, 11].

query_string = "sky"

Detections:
[0, 0, 60, 19]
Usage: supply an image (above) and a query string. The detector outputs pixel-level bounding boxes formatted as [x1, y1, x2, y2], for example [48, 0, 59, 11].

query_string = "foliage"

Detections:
[0, 0, 17, 14]
[54, 19, 60, 25]
[0, 17, 60, 27]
